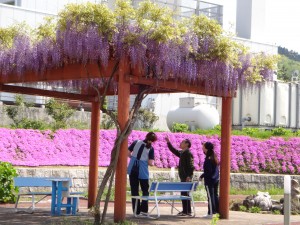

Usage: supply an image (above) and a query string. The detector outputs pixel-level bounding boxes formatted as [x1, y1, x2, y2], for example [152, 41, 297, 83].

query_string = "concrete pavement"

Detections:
[1, 199, 300, 225]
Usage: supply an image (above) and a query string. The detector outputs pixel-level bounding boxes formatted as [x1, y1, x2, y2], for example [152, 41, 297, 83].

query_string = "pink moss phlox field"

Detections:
[0, 128, 299, 173]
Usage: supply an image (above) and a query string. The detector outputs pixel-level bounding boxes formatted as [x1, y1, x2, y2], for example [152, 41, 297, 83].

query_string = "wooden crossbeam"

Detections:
[0, 84, 96, 102]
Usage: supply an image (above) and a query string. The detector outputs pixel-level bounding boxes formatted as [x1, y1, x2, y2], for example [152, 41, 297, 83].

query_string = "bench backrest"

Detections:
[14, 177, 72, 187]
[149, 182, 197, 192]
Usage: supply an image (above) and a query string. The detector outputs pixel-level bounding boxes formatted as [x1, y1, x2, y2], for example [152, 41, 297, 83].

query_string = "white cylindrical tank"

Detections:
[166, 104, 220, 130]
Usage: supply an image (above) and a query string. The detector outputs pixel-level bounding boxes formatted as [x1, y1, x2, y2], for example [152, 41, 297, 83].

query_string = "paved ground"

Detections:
[1, 198, 300, 225]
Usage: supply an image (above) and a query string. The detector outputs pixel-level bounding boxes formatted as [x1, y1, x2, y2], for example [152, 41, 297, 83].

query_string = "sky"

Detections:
[263, 0, 300, 53]
[222, 0, 300, 53]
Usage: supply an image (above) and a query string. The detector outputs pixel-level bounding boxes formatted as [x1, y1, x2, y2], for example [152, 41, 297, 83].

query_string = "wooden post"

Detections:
[114, 59, 130, 222]
[219, 97, 232, 219]
[88, 101, 100, 208]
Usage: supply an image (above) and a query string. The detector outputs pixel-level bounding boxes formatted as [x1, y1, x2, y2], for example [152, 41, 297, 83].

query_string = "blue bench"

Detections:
[14, 177, 82, 213]
[131, 181, 198, 219]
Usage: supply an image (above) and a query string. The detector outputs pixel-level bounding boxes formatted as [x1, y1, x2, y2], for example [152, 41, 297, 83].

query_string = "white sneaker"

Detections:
[137, 212, 149, 217]
[202, 214, 213, 219]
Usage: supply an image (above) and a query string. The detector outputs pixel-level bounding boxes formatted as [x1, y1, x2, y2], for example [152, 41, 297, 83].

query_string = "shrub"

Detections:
[12, 118, 48, 130]
[0, 162, 18, 203]
[211, 213, 220, 225]
[249, 206, 261, 213]
[239, 205, 247, 212]
[4, 94, 47, 130]
[273, 210, 281, 215]
[45, 98, 74, 130]
[242, 127, 259, 136]
[135, 108, 159, 130]
[171, 122, 189, 133]
[271, 127, 290, 136]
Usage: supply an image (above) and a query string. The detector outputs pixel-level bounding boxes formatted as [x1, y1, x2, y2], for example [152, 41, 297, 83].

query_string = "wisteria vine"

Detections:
[0, 1, 277, 96]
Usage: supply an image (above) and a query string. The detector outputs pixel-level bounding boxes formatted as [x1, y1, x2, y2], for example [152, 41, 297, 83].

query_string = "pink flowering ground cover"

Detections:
[0, 128, 300, 174]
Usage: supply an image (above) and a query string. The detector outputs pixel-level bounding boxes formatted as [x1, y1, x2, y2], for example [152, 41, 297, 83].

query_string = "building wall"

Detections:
[236, 0, 252, 39]
[231, 81, 300, 129]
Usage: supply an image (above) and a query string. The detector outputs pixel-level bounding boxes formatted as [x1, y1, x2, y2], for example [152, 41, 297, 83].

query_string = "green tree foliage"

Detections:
[279, 46, 300, 62]
[136, 108, 159, 129]
[100, 113, 116, 129]
[0, 162, 18, 203]
[277, 55, 300, 82]
[45, 98, 75, 130]
[0, 23, 30, 49]
[58, 2, 116, 37]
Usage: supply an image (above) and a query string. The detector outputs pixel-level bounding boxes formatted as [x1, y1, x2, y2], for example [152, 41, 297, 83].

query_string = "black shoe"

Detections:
[177, 211, 187, 216]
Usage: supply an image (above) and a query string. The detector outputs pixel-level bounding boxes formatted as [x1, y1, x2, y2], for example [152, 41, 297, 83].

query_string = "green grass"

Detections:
[230, 187, 284, 195]
[189, 125, 300, 140]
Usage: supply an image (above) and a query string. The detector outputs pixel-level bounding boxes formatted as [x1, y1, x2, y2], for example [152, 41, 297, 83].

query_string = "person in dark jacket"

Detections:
[200, 142, 220, 218]
[128, 132, 157, 217]
[165, 136, 195, 216]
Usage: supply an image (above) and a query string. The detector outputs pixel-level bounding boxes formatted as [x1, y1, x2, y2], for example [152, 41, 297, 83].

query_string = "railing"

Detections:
[132, 0, 223, 24]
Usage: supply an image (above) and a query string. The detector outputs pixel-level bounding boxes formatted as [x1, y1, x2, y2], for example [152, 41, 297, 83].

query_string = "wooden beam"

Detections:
[0, 61, 116, 84]
[88, 101, 100, 208]
[114, 59, 130, 222]
[127, 75, 235, 97]
[0, 84, 95, 102]
[219, 97, 232, 219]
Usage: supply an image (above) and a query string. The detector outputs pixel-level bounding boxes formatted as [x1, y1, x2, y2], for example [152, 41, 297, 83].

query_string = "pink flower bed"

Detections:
[0, 128, 300, 174]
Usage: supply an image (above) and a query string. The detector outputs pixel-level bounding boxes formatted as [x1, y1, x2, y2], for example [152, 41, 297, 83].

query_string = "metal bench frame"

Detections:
[131, 181, 198, 219]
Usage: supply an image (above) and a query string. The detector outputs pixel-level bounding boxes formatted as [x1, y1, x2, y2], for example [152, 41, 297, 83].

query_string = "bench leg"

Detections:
[72, 197, 78, 215]
[14, 195, 20, 212]
[171, 199, 174, 215]
[66, 198, 72, 214]
[133, 198, 139, 217]
[155, 199, 160, 218]
[191, 197, 196, 217]
[31, 195, 35, 211]
[56, 182, 63, 216]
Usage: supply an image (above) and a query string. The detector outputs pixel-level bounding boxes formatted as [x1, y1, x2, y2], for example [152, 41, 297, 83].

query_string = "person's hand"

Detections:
[165, 136, 170, 143]
[186, 177, 191, 182]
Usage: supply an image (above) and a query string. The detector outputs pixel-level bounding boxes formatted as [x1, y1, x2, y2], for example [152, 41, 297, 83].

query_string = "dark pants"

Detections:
[205, 181, 219, 215]
[129, 174, 149, 214]
[180, 179, 192, 214]
[181, 191, 192, 214]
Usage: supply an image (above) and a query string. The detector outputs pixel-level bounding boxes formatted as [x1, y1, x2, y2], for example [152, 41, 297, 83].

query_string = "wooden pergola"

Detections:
[0, 58, 232, 221]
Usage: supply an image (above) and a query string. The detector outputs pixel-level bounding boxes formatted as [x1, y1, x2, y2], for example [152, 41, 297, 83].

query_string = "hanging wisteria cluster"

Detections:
[0, 1, 277, 96]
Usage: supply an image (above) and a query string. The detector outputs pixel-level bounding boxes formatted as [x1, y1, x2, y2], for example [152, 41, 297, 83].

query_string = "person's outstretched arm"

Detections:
[165, 136, 180, 157]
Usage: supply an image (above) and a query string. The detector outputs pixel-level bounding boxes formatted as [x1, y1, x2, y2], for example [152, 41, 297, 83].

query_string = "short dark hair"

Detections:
[184, 139, 191, 148]
[145, 132, 157, 142]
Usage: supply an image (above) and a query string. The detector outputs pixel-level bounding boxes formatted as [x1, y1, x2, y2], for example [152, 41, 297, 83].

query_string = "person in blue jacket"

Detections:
[127, 132, 157, 217]
[200, 142, 220, 218]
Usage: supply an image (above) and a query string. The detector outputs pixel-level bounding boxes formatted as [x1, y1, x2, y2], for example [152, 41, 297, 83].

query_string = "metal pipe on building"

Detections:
[239, 88, 243, 126]
[288, 83, 292, 128]
[258, 84, 261, 126]
[296, 83, 300, 129]
[274, 81, 278, 127]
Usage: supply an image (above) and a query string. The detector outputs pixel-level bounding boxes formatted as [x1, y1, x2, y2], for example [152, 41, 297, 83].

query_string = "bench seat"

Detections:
[131, 181, 198, 219]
